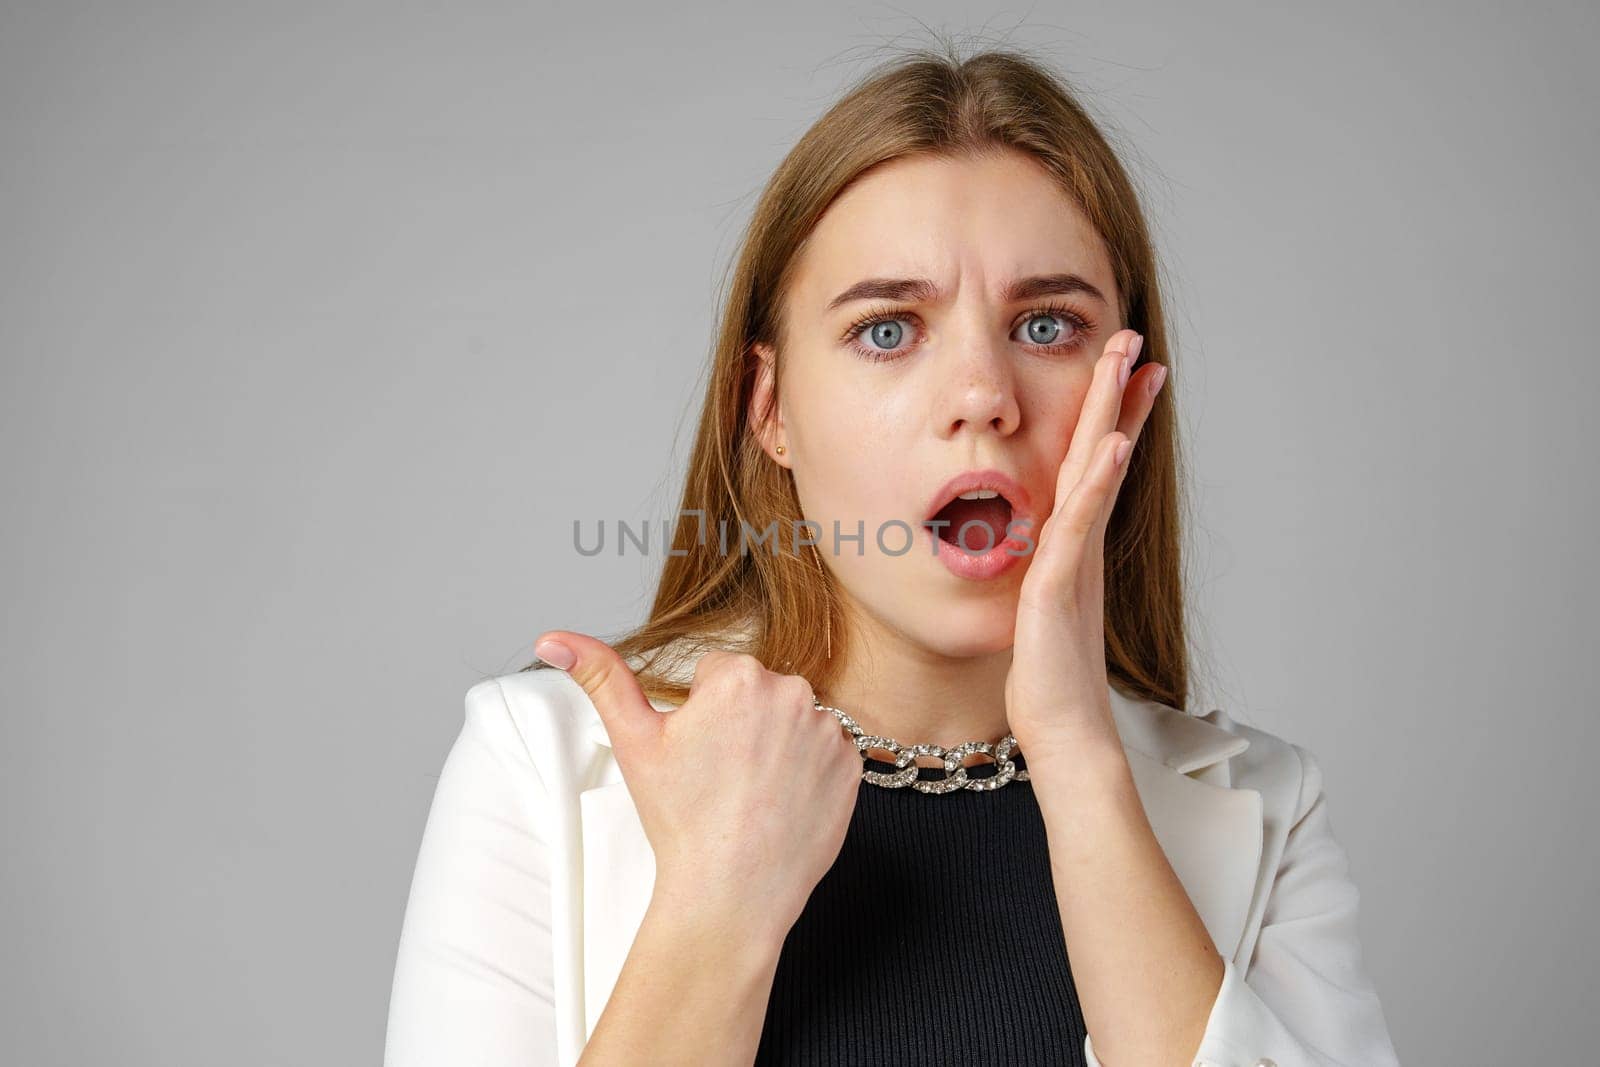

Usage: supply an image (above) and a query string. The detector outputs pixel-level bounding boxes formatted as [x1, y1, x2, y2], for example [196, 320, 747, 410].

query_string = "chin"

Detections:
[902, 597, 1019, 658]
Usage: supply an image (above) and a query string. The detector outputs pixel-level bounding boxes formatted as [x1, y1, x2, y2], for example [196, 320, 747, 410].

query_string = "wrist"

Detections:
[1023, 733, 1136, 805]
[649, 871, 791, 960]
[1018, 714, 1125, 772]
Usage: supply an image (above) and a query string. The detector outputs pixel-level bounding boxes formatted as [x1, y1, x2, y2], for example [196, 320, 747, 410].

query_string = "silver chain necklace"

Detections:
[813, 698, 1031, 794]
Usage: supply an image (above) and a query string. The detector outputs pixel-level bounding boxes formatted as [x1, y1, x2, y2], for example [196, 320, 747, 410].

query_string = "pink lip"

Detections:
[921, 468, 1039, 582]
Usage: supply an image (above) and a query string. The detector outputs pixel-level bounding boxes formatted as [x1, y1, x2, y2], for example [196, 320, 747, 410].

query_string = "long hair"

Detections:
[523, 42, 1195, 712]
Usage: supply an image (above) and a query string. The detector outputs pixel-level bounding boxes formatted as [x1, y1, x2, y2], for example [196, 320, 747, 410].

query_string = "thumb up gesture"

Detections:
[533, 632, 862, 940]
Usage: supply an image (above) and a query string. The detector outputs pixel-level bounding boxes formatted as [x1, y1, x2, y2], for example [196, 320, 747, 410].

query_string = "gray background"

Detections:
[3, 3, 1595, 1064]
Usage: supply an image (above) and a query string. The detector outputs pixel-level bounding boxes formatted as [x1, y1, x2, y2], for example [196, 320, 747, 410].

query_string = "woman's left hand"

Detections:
[1004, 327, 1166, 767]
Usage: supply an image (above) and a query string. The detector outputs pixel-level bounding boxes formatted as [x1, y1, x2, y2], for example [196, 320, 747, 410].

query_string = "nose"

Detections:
[934, 325, 1021, 439]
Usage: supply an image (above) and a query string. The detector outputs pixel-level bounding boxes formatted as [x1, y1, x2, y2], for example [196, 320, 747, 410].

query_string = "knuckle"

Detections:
[1065, 510, 1097, 536]
[692, 652, 773, 715]
[695, 649, 761, 686]
[575, 664, 626, 710]
[691, 649, 727, 683]
[720, 655, 768, 695]
[1059, 495, 1098, 535]
[581, 664, 619, 703]
[780, 674, 816, 707]
[1024, 572, 1074, 608]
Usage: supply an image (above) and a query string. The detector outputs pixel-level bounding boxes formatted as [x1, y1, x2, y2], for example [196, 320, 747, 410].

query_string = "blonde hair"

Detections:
[524, 42, 1196, 711]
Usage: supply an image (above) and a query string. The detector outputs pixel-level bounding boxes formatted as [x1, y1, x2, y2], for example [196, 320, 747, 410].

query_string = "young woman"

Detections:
[385, 46, 1400, 1067]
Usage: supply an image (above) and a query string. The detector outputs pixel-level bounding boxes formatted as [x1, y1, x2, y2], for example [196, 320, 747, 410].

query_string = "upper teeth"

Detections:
[957, 489, 1000, 500]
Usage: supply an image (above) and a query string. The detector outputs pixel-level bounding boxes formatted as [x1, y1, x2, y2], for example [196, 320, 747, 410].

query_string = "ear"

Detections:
[746, 341, 792, 469]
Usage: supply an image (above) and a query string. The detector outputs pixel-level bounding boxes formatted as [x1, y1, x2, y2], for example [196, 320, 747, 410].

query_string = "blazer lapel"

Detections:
[578, 772, 654, 1043]
[1120, 746, 1263, 959]
[575, 685, 1264, 1043]
[576, 693, 675, 1042]
[1107, 686, 1265, 965]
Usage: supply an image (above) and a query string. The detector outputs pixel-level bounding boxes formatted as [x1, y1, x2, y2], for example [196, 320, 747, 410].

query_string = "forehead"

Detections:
[790, 149, 1116, 309]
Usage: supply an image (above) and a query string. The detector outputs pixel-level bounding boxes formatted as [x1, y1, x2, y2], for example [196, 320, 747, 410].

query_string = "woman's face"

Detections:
[750, 147, 1124, 660]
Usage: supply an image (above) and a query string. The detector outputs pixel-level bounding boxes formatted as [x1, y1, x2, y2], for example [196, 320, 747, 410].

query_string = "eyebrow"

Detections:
[824, 273, 1110, 311]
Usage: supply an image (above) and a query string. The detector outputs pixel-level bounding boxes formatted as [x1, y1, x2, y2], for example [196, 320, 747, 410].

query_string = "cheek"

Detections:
[1027, 370, 1095, 456]
[790, 367, 913, 465]
[797, 403, 908, 516]
[787, 387, 925, 553]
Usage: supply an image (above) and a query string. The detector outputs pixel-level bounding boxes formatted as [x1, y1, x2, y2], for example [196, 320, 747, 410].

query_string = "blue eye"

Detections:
[840, 302, 1095, 363]
[1017, 312, 1066, 345]
[845, 314, 916, 361]
[865, 319, 905, 350]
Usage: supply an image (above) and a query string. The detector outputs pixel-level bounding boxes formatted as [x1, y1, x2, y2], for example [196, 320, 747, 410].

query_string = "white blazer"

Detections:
[384, 665, 1400, 1067]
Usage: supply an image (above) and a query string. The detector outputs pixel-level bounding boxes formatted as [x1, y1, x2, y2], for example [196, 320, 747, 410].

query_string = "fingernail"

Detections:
[1149, 364, 1168, 396]
[536, 638, 576, 670]
[1115, 438, 1134, 467]
[1130, 333, 1145, 361]
[1119, 352, 1132, 388]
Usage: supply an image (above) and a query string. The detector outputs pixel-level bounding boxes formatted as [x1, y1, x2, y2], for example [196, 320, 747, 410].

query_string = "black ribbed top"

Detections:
[754, 755, 1088, 1066]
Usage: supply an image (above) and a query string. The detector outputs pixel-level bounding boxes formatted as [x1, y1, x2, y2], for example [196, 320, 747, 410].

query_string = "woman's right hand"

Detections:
[533, 632, 863, 940]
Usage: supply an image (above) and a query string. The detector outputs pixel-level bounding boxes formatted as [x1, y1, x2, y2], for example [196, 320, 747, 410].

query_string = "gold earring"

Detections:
[775, 445, 786, 455]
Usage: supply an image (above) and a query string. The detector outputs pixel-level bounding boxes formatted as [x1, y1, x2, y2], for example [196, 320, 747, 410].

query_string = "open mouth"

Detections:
[926, 488, 1017, 552]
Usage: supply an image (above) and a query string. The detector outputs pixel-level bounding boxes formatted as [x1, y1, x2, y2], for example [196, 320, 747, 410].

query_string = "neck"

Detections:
[817, 607, 1015, 748]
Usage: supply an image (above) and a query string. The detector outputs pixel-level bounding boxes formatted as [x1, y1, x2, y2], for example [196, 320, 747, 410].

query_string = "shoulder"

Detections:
[466, 668, 593, 744]
[1110, 684, 1308, 798]
[1199, 704, 1327, 828]
[459, 668, 610, 799]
